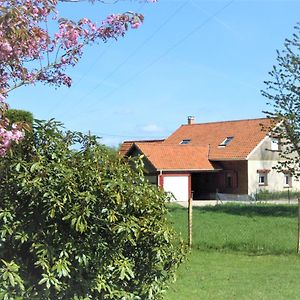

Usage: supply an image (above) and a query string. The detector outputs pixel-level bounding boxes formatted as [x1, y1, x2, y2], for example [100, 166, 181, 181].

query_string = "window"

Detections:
[180, 139, 191, 145]
[284, 174, 292, 187]
[257, 169, 270, 186]
[224, 171, 238, 189]
[219, 136, 234, 147]
[259, 174, 266, 185]
[226, 173, 232, 188]
[271, 138, 280, 151]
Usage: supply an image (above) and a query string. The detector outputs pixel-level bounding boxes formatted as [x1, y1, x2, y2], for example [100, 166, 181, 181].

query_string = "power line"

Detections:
[50, 1, 147, 118]
[47, 40, 114, 117]
[66, 0, 235, 118]
[70, 0, 148, 89]
[61, 0, 190, 118]
[68, 42, 114, 90]
[80, 1, 189, 97]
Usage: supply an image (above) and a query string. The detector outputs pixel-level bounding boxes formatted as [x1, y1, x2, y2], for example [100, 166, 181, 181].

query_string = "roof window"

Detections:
[180, 139, 191, 145]
[219, 136, 234, 147]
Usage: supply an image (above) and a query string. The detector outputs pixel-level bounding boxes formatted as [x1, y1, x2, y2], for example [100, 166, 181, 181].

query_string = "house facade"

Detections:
[122, 117, 300, 201]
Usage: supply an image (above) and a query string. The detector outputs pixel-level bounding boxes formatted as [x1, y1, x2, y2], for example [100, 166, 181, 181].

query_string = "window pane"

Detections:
[259, 176, 264, 183]
[285, 175, 289, 185]
[219, 136, 234, 146]
[271, 138, 279, 151]
[180, 139, 191, 145]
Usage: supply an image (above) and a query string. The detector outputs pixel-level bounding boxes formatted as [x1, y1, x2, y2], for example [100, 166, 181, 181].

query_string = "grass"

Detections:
[255, 189, 300, 201]
[165, 203, 300, 299]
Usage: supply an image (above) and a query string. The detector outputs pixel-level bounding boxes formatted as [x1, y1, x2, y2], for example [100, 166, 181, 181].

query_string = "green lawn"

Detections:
[165, 203, 300, 299]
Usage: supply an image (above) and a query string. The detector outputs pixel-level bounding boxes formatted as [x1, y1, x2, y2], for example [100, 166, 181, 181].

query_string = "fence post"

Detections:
[188, 194, 193, 249]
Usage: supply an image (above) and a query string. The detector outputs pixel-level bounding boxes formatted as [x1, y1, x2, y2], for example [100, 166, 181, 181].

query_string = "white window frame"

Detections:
[219, 136, 234, 147]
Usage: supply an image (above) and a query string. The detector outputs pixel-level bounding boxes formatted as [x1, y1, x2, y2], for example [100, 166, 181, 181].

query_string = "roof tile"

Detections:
[164, 118, 272, 160]
[135, 143, 216, 170]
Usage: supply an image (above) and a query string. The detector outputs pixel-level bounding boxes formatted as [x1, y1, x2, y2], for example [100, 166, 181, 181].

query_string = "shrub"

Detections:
[5, 109, 33, 126]
[0, 119, 184, 299]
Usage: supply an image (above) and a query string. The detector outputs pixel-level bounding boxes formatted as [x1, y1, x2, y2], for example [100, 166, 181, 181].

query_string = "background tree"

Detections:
[262, 22, 300, 178]
[5, 109, 33, 126]
[262, 22, 300, 252]
[0, 119, 184, 299]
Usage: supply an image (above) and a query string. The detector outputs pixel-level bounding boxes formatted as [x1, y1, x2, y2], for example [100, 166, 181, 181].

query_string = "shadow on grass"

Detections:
[168, 203, 298, 218]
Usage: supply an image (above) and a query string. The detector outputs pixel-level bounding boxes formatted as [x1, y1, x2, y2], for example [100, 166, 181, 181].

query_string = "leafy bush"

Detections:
[5, 109, 33, 126]
[0, 120, 184, 299]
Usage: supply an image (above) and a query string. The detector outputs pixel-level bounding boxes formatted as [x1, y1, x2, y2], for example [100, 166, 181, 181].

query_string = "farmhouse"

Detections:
[121, 117, 300, 201]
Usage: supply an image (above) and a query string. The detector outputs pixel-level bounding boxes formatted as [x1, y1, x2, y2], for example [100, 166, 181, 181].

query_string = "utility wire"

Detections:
[78, 1, 188, 99]
[49, 1, 147, 117]
[61, 0, 190, 118]
[71, 0, 148, 89]
[68, 42, 113, 90]
[66, 0, 235, 118]
[47, 39, 113, 116]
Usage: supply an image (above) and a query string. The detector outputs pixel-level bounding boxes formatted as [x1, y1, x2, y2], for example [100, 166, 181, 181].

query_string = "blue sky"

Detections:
[8, 0, 300, 147]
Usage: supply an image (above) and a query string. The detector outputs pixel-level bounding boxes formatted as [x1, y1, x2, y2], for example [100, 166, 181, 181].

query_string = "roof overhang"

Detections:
[158, 168, 222, 172]
[209, 158, 247, 161]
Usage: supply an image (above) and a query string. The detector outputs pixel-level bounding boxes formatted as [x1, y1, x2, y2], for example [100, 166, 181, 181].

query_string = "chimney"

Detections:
[187, 116, 195, 125]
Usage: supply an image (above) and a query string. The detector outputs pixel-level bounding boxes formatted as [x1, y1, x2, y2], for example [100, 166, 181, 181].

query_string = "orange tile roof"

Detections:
[164, 118, 273, 160]
[119, 139, 164, 156]
[134, 143, 217, 171]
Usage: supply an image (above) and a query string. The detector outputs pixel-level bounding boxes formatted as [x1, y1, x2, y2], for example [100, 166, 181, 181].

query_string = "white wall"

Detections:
[163, 175, 189, 201]
[248, 160, 300, 195]
[247, 135, 300, 194]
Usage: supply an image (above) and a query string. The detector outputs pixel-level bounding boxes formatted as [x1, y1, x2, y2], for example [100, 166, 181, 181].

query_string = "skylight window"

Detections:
[180, 139, 191, 145]
[219, 136, 234, 147]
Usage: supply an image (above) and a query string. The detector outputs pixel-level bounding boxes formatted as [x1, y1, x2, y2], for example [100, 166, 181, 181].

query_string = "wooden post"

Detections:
[298, 198, 300, 254]
[188, 195, 193, 249]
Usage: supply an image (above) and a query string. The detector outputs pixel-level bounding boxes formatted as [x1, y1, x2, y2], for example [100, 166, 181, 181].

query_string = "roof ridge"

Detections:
[137, 142, 209, 147]
[123, 139, 164, 143]
[181, 117, 269, 127]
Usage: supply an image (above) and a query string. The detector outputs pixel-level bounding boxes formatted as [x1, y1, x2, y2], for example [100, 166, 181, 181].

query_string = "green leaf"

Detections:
[15, 163, 21, 172]
[30, 162, 39, 172]
[8, 272, 15, 287]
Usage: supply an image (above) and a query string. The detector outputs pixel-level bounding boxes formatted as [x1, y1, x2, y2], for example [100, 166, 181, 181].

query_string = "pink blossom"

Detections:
[0, 0, 155, 156]
[131, 22, 141, 29]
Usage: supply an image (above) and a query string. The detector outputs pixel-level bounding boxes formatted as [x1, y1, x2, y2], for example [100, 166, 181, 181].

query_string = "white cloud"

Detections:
[141, 124, 164, 133]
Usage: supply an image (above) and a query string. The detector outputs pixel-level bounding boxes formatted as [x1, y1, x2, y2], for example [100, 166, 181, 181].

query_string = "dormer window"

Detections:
[180, 139, 191, 145]
[219, 136, 234, 147]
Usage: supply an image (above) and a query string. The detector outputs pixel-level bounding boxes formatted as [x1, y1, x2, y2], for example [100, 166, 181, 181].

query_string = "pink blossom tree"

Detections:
[0, 0, 155, 155]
